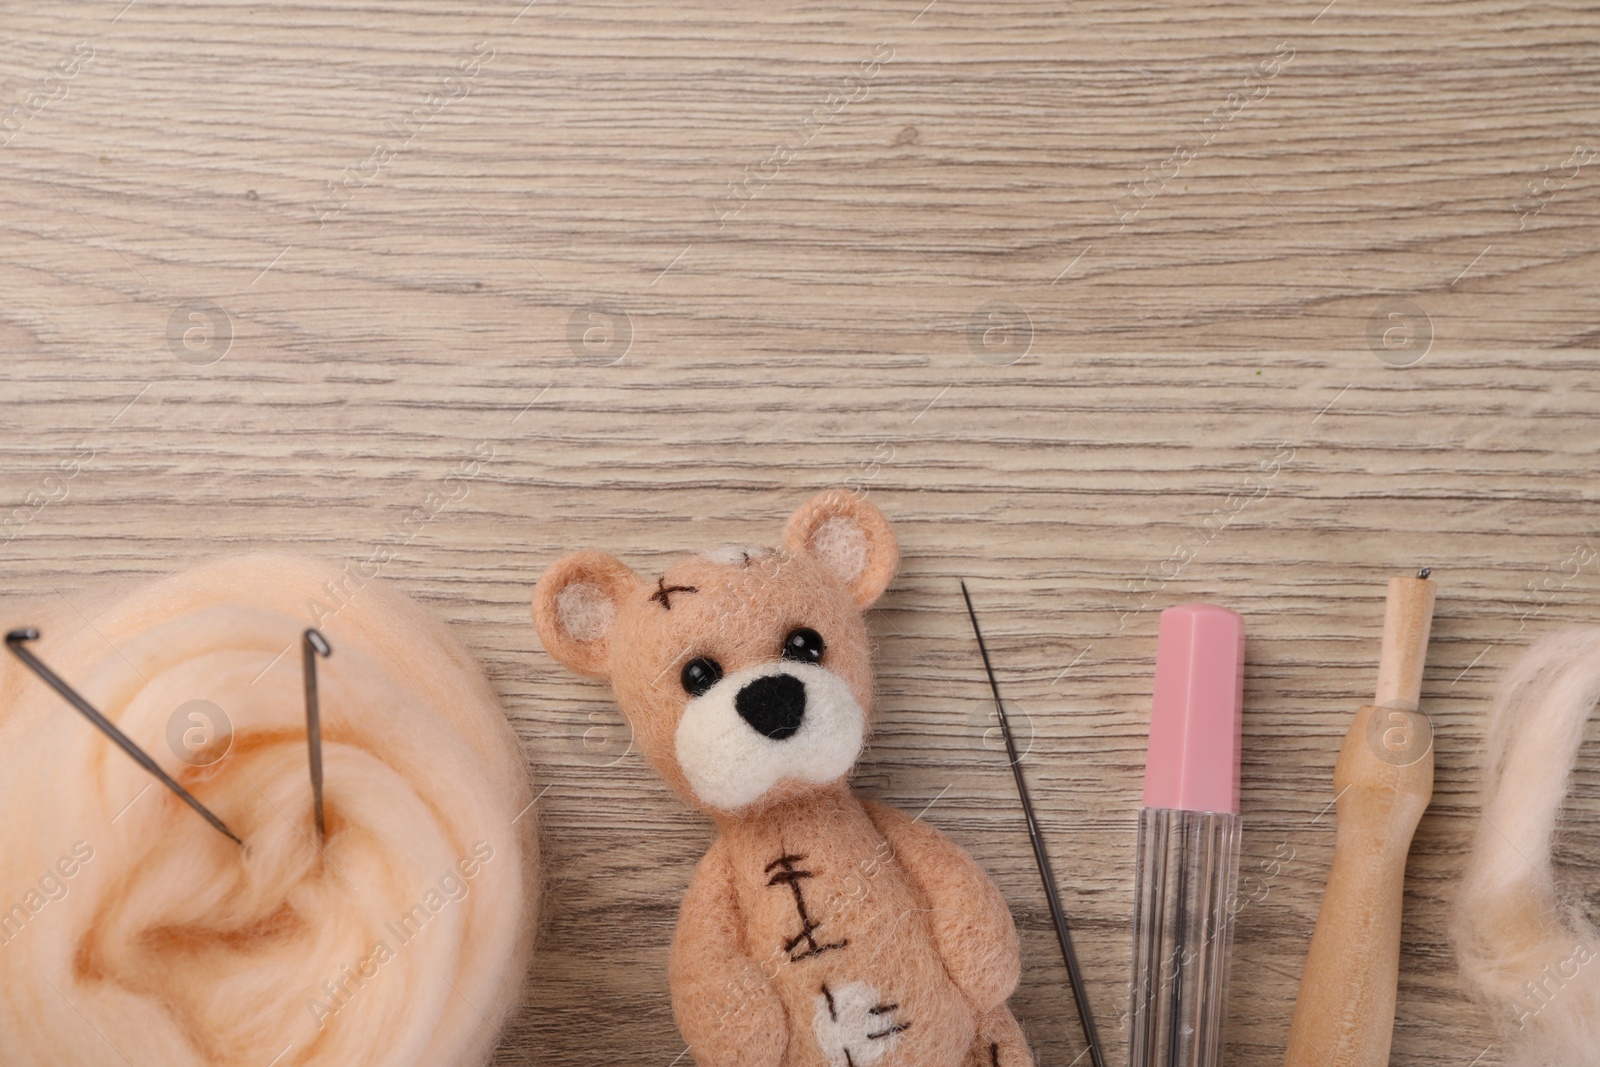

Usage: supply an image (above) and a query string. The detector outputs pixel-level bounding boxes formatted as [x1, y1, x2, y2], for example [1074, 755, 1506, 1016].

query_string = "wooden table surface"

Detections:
[3, 0, 1599, 1064]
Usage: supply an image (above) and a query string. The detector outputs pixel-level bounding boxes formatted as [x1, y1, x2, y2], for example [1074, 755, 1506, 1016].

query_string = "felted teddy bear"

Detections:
[532, 490, 1032, 1067]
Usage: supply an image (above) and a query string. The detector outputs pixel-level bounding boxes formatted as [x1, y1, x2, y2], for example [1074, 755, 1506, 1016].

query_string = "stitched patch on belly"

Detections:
[813, 980, 910, 1067]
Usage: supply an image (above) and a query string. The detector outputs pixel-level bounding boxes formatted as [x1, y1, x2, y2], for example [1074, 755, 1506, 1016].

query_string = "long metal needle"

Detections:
[302, 628, 332, 841]
[959, 582, 1106, 1067]
[5, 628, 244, 846]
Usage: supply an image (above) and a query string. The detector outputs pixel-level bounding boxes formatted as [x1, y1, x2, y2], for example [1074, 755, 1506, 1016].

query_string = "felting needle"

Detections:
[5, 627, 244, 846]
[302, 628, 332, 841]
[959, 582, 1107, 1067]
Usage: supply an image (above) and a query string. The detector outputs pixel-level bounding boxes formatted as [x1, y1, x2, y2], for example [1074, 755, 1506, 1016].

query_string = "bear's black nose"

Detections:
[735, 673, 807, 740]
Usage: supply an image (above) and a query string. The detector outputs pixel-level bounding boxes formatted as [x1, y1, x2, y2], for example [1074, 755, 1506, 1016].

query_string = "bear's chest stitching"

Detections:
[764, 852, 849, 962]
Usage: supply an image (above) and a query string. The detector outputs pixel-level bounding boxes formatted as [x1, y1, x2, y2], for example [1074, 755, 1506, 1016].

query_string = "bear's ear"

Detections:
[783, 490, 899, 610]
[533, 551, 641, 679]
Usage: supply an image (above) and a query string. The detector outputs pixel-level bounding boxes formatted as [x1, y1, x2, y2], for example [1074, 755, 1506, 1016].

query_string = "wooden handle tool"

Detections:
[1283, 571, 1436, 1067]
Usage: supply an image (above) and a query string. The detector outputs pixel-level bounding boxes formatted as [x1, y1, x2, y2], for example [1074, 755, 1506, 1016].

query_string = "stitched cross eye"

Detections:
[782, 628, 825, 664]
[681, 657, 723, 697]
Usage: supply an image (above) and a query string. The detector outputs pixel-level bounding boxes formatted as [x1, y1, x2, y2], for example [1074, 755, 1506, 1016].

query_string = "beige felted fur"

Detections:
[534, 491, 1032, 1067]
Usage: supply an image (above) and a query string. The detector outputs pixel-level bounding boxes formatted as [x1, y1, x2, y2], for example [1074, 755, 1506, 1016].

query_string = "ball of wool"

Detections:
[0, 554, 537, 1067]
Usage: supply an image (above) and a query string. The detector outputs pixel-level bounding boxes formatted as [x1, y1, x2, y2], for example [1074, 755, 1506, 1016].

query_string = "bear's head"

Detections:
[533, 491, 897, 817]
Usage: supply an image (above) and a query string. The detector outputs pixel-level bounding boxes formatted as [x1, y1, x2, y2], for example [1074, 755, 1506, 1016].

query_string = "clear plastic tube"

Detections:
[1129, 807, 1242, 1067]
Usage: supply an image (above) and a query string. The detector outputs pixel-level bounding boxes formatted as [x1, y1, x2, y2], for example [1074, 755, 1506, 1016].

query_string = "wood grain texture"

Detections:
[2, 0, 1598, 1064]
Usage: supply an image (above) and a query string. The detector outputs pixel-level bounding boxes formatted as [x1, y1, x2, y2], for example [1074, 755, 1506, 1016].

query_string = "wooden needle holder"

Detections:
[1284, 573, 1436, 1067]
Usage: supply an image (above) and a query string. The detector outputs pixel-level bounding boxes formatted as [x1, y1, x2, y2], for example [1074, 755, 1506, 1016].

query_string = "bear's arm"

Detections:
[862, 798, 1021, 1013]
[669, 840, 789, 1067]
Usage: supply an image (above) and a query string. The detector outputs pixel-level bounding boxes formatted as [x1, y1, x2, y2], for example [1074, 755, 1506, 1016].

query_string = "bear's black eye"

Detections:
[782, 627, 825, 664]
[681, 657, 723, 697]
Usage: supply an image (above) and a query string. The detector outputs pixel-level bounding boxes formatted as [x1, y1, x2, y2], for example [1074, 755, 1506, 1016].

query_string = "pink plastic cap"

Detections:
[1142, 603, 1245, 815]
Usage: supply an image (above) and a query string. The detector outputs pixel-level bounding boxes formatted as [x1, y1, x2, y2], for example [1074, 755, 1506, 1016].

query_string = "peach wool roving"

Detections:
[1454, 628, 1600, 1067]
[0, 555, 538, 1067]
